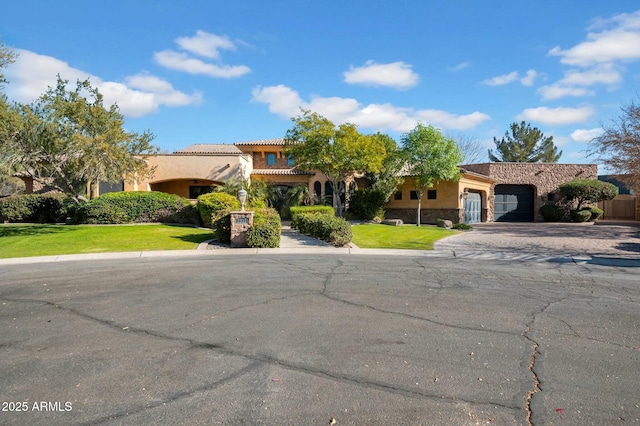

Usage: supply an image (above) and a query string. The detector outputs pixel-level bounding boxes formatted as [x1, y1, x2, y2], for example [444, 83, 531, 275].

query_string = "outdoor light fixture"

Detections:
[461, 190, 469, 200]
[238, 189, 247, 211]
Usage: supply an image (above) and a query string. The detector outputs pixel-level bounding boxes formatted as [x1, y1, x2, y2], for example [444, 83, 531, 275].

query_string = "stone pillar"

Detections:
[230, 211, 254, 248]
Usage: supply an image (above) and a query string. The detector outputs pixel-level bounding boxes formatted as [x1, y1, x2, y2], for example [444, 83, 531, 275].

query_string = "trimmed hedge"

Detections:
[294, 213, 352, 247]
[75, 192, 197, 224]
[246, 208, 281, 248]
[0, 194, 74, 223]
[540, 204, 565, 222]
[581, 206, 603, 221]
[571, 209, 592, 222]
[348, 188, 386, 221]
[197, 192, 240, 228]
[290, 205, 334, 229]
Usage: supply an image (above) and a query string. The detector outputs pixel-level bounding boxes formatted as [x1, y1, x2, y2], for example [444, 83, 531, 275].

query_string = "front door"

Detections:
[464, 192, 482, 224]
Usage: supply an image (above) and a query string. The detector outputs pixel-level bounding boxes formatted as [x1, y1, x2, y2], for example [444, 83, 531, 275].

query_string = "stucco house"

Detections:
[20, 138, 628, 222]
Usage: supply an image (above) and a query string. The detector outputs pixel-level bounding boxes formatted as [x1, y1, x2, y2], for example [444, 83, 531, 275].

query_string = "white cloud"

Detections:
[538, 84, 594, 101]
[154, 30, 251, 79]
[175, 30, 235, 59]
[4, 49, 202, 118]
[570, 127, 604, 142]
[447, 61, 471, 72]
[343, 61, 419, 89]
[482, 71, 519, 86]
[154, 50, 250, 78]
[251, 84, 491, 132]
[520, 69, 539, 86]
[517, 106, 594, 126]
[548, 10, 640, 66]
[560, 63, 622, 86]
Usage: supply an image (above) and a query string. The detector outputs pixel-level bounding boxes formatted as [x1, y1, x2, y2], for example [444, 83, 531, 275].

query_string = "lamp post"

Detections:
[238, 189, 247, 212]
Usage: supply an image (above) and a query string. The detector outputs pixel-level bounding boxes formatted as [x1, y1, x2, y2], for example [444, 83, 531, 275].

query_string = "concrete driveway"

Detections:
[435, 221, 640, 259]
[1, 254, 639, 425]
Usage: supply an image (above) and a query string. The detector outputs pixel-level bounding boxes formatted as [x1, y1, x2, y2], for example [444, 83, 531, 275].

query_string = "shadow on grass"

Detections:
[171, 233, 213, 244]
[0, 224, 78, 238]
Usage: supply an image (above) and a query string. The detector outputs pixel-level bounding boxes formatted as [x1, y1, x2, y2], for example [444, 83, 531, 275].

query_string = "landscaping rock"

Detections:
[437, 219, 453, 229]
[382, 219, 403, 226]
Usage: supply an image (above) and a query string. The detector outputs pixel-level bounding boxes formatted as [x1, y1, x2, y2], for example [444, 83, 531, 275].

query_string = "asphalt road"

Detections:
[0, 254, 638, 425]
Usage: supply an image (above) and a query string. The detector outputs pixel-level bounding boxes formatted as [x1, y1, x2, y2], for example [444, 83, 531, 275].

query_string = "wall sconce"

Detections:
[460, 190, 469, 200]
[238, 189, 247, 212]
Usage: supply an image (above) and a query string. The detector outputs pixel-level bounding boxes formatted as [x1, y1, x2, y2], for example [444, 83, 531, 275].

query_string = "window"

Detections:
[314, 181, 322, 198]
[266, 153, 276, 166]
[427, 190, 437, 200]
[410, 190, 419, 200]
[394, 191, 402, 200]
[287, 155, 294, 166]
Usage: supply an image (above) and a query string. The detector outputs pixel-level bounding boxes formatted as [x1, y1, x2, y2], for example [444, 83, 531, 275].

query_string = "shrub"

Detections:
[0, 193, 72, 223]
[452, 223, 472, 230]
[246, 208, 281, 248]
[347, 188, 387, 221]
[539, 204, 565, 222]
[580, 206, 603, 221]
[559, 179, 618, 210]
[197, 192, 240, 228]
[75, 191, 192, 224]
[295, 213, 352, 247]
[290, 205, 334, 229]
[571, 209, 592, 222]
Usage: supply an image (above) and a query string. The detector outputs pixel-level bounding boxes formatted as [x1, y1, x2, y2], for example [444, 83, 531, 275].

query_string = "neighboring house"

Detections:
[20, 138, 620, 222]
[598, 175, 639, 221]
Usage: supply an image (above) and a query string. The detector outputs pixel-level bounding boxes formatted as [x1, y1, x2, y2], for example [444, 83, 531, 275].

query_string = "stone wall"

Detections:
[385, 208, 464, 225]
[461, 163, 598, 221]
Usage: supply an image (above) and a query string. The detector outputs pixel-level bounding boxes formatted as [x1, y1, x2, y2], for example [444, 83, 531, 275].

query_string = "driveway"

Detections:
[0, 255, 639, 425]
[435, 221, 640, 259]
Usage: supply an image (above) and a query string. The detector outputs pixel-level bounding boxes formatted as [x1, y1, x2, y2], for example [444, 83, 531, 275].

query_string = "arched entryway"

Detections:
[494, 184, 534, 222]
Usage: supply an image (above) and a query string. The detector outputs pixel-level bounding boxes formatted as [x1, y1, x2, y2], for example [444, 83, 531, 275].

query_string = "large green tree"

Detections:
[489, 121, 562, 163]
[588, 99, 640, 190]
[284, 109, 387, 216]
[364, 132, 405, 201]
[1, 76, 157, 201]
[401, 123, 463, 226]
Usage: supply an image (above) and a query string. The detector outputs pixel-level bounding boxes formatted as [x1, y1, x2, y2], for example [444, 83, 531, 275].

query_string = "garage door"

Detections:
[494, 185, 534, 222]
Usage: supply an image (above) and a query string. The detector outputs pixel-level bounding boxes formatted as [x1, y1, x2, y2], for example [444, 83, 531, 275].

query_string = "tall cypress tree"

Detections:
[488, 121, 562, 163]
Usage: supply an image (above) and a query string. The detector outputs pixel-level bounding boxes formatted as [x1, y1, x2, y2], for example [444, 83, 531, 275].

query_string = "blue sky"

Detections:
[2, 1, 640, 166]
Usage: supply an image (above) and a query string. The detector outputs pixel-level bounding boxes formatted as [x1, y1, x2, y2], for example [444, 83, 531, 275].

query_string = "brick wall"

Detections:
[461, 163, 598, 221]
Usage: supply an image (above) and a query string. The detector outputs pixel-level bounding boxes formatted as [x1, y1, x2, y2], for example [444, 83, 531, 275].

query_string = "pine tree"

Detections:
[488, 121, 562, 163]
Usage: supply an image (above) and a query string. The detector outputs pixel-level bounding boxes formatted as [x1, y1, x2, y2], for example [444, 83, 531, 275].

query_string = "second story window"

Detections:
[287, 155, 294, 166]
[266, 153, 276, 166]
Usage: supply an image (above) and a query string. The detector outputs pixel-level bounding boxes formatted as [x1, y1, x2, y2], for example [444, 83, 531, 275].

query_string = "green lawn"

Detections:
[0, 224, 213, 258]
[351, 223, 458, 250]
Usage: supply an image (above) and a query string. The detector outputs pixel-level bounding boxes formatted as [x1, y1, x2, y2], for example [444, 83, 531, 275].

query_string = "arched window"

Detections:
[313, 181, 322, 198]
[324, 181, 333, 203]
[266, 153, 276, 166]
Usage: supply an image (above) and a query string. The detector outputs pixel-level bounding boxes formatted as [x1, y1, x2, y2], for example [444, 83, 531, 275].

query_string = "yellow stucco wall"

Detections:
[385, 175, 491, 210]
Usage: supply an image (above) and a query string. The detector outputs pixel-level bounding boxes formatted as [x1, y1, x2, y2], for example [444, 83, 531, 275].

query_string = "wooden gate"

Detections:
[599, 196, 636, 220]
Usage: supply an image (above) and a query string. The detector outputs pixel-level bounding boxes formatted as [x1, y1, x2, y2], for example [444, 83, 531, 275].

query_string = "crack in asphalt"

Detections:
[79, 361, 263, 425]
[550, 315, 640, 351]
[1, 296, 521, 414]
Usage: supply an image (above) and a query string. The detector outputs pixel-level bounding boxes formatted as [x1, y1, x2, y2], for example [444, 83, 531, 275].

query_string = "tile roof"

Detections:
[174, 144, 243, 154]
[251, 168, 314, 175]
[234, 138, 286, 146]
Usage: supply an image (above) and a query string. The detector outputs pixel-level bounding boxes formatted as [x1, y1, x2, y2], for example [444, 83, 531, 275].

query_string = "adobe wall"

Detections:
[461, 163, 598, 221]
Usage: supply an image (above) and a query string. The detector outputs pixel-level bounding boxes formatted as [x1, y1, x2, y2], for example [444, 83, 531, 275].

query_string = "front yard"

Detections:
[351, 223, 458, 250]
[0, 224, 212, 258]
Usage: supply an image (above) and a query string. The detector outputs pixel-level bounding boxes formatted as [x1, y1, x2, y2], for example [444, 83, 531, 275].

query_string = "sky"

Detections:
[2, 1, 640, 166]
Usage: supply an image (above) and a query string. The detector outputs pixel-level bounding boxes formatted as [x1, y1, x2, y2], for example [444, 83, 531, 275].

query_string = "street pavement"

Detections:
[0, 254, 638, 425]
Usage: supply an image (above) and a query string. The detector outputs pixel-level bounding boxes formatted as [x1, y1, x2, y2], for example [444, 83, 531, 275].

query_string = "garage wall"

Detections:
[462, 163, 598, 222]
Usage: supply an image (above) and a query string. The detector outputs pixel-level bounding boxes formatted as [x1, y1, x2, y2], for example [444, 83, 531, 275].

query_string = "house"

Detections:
[20, 138, 619, 222]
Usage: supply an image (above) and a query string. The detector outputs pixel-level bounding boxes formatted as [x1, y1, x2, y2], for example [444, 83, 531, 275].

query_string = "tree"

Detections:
[0, 38, 17, 87]
[401, 123, 463, 226]
[284, 109, 387, 216]
[559, 179, 618, 210]
[489, 121, 562, 163]
[364, 132, 405, 202]
[1, 77, 158, 201]
[588, 99, 640, 190]
[452, 134, 486, 164]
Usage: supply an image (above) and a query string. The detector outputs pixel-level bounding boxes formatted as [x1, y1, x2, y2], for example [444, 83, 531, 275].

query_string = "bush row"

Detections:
[75, 192, 199, 224]
[540, 204, 604, 222]
[293, 213, 352, 247]
[347, 188, 386, 221]
[0, 193, 74, 223]
[290, 205, 334, 229]
[246, 208, 281, 248]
